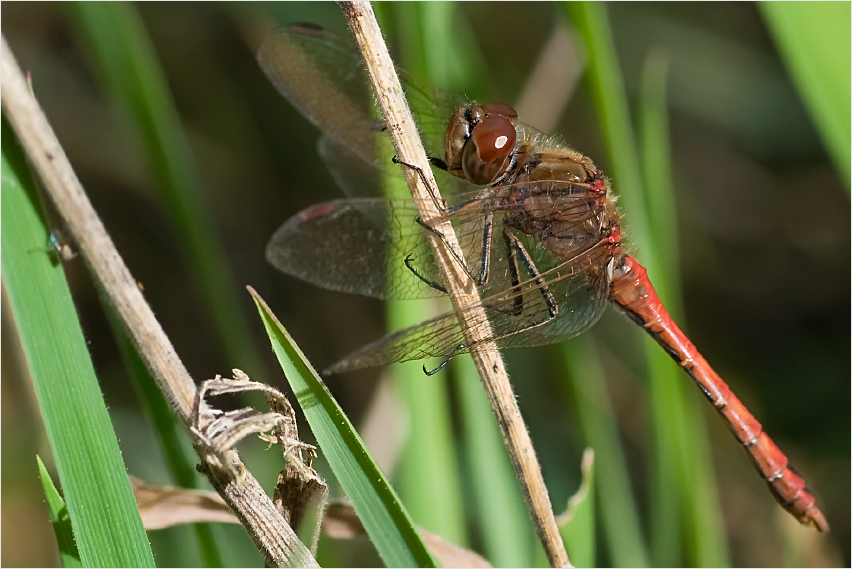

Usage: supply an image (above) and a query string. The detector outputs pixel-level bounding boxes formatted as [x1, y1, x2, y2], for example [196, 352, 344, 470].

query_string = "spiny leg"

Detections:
[422, 229, 560, 376]
[504, 228, 524, 316]
[404, 253, 447, 294]
[413, 209, 494, 287]
[392, 155, 447, 212]
[394, 156, 496, 287]
[496, 228, 559, 331]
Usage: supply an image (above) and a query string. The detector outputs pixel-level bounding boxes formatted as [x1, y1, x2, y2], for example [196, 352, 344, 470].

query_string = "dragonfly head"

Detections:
[444, 103, 517, 185]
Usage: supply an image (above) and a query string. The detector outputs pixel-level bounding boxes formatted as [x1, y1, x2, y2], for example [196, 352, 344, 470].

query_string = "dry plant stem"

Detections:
[340, 3, 571, 567]
[1, 36, 316, 568]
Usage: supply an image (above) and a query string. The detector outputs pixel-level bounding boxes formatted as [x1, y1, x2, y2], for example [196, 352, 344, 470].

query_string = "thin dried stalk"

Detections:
[339, 3, 571, 567]
[1, 35, 315, 568]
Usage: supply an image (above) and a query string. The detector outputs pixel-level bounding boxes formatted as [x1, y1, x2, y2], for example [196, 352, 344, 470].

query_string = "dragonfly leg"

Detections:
[404, 253, 448, 294]
[494, 228, 559, 328]
[420, 232, 558, 377]
[428, 156, 449, 171]
[413, 209, 494, 287]
[504, 228, 525, 316]
[394, 155, 496, 287]
[423, 343, 466, 375]
[392, 155, 448, 212]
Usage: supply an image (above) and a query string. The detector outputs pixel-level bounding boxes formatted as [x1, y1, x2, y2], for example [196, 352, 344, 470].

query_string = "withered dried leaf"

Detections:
[130, 476, 240, 530]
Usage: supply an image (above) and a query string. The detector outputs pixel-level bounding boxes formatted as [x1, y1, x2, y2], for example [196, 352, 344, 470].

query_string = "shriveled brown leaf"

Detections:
[420, 531, 492, 568]
[191, 370, 296, 481]
[323, 501, 491, 567]
[322, 501, 366, 538]
[130, 476, 240, 530]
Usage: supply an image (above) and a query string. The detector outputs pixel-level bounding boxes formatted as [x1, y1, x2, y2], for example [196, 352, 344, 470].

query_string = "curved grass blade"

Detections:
[564, 3, 728, 565]
[36, 455, 82, 568]
[249, 288, 437, 568]
[560, 337, 648, 567]
[760, 2, 851, 189]
[456, 358, 536, 567]
[377, 1, 469, 548]
[560, 449, 596, 569]
[2, 120, 155, 567]
[70, 2, 264, 374]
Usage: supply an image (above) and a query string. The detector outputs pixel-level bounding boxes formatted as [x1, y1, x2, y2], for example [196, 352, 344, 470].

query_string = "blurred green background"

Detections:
[2, 2, 848, 567]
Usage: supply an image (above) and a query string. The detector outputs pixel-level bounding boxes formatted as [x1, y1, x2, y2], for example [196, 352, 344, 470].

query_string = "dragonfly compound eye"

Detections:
[462, 114, 517, 185]
[481, 102, 518, 119]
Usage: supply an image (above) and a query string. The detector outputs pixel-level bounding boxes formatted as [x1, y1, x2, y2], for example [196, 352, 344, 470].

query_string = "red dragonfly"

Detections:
[257, 24, 828, 532]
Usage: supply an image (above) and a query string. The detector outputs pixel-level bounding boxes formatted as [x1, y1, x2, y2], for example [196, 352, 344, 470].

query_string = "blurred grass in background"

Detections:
[2, 2, 848, 567]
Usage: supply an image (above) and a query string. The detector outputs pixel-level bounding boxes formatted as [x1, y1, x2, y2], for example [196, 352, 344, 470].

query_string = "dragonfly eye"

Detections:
[461, 114, 517, 185]
[481, 102, 517, 119]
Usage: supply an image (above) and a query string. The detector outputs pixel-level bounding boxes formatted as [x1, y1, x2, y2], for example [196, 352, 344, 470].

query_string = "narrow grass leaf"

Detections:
[560, 338, 648, 567]
[70, 2, 264, 374]
[375, 3, 469, 547]
[105, 308, 225, 567]
[2, 120, 155, 567]
[565, 3, 727, 565]
[760, 2, 851, 188]
[250, 288, 437, 568]
[638, 48, 728, 567]
[564, 4, 680, 563]
[457, 357, 536, 567]
[560, 449, 595, 568]
[36, 455, 82, 568]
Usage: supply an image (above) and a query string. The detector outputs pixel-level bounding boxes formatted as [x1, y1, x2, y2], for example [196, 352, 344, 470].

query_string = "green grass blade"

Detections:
[565, 3, 681, 563]
[638, 46, 729, 567]
[760, 2, 851, 188]
[639, 52, 679, 302]
[373, 2, 470, 547]
[70, 2, 264, 374]
[563, 3, 648, 249]
[36, 455, 82, 568]
[560, 449, 595, 568]
[105, 308, 225, 567]
[565, 3, 728, 565]
[2, 119, 155, 567]
[250, 288, 437, 568]
[457, 358, 536, 567]
[561, 338, 649, 567]
[390, 352, 466, 544]
[393, 5, 534, 560]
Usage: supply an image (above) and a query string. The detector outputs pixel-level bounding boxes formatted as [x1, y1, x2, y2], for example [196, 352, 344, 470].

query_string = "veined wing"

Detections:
[324, 233, 613, 374]
[257, 24, 376, 163]
[267, 191, 499, 300]
[257, 24, 472, 198]
[267, 197, 442, 300]
[266, 178, 608, 302]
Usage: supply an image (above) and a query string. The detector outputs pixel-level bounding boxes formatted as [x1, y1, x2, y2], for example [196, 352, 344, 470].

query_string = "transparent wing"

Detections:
[266, 197, 441, 300]
[266, 189, 501, 300]
[257, 24, 473, 199]
[267, 175, 606, 301]
[257, 24, 377, 162]
[325, 234, 613, 373]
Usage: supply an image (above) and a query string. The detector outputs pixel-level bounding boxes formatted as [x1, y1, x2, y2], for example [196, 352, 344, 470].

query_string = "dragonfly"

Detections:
[257, 23, 828, 533]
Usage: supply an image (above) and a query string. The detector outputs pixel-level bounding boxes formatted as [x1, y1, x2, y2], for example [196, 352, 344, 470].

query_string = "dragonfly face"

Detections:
[444, 102, 518, 185]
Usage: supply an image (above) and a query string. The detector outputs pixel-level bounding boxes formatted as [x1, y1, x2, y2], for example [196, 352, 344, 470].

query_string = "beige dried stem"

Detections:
[339, 3, 571, 567]
[0, 36, 316, 568]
